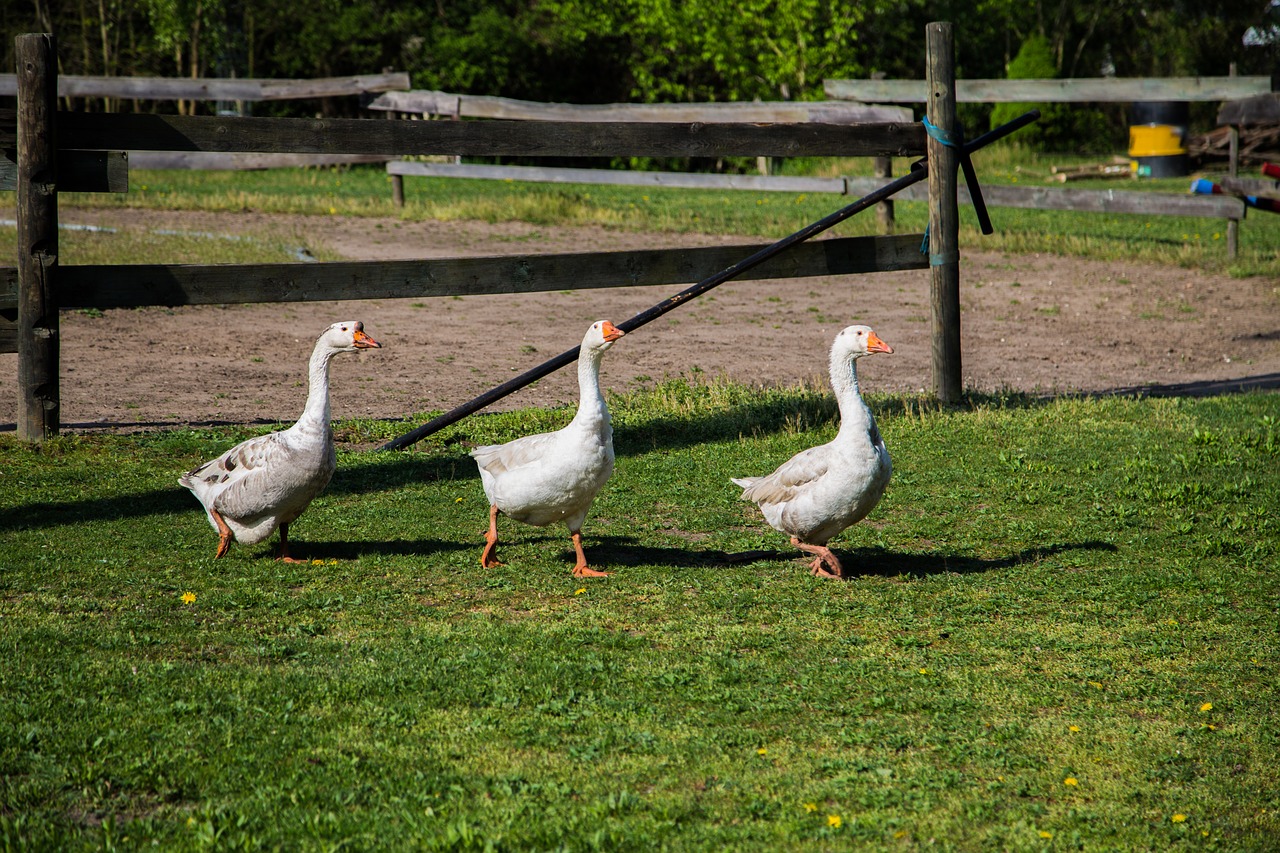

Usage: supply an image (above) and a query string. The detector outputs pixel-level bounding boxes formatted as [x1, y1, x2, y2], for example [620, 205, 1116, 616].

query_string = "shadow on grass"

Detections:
[239, 537, 472, 562]
[585, 537, 1117, 577]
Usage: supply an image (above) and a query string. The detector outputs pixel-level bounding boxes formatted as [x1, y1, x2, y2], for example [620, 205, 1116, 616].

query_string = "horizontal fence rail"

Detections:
[367, 90, 912, 124]
[0, 234, 929, 352]
[41, 113, 927, 159]
[0, 72, 410, 101]
[825, 76, 1274, 103]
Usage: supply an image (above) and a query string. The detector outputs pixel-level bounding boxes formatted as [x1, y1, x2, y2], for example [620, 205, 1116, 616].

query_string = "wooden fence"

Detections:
[373, 80, 1249, 255]
[4, 26, 970, 442]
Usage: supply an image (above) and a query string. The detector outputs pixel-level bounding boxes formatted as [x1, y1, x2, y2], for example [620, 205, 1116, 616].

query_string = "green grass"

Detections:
[2, 384, 1278, 849]
[21, 144, 1276, 277]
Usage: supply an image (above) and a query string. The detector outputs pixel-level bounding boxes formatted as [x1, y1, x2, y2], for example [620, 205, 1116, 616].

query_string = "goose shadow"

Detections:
[580, 537, 1116, 577]
[233, 537, 471, 562]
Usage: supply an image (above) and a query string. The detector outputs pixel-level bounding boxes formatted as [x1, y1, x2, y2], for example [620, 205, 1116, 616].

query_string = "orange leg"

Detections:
[276, 523, 306, 563]
[211, 508, 233, 559]
[790, 536, 843, 579]
[480, 505, 504, 568]
[571, 530, 610, 578]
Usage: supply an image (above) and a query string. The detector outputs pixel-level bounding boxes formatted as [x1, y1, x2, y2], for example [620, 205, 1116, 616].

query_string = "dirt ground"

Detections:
[2, 206, 1278, 432]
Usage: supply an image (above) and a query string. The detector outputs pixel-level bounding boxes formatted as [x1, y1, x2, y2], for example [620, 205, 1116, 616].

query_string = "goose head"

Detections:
[583, 320, 626, 353]
[319, 320, 382, 353]
[833, 324, 892, 362]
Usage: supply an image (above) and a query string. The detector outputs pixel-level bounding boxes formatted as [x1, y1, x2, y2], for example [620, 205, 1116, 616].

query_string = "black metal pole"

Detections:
[379, 109, 1040, 452]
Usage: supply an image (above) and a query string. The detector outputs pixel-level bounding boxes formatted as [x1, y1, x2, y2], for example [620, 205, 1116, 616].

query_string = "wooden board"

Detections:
[128, 152, 390, 170]
[387, 160, 847, 194]
[825, 76, 1274, 104]
[0, 236, 928, 350]
[0, 149, 127, 192]
[368, 90, 912, 124]
[0, 72, 410, 101]
[1217, 93, 1280, 127]
[55, 112, 927, 159]
[842, 178, 1246, 219]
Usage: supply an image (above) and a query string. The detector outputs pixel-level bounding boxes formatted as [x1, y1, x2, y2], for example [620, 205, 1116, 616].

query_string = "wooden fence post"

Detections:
[16, 33, 60, 441]
[925, 22, 962, 404]
[874, 156, 895, 234]
[1227, 62, 1239, 260]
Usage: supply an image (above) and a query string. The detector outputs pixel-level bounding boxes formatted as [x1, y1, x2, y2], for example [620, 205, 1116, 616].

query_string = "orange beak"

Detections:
[601, 321, 625, 343]
[866, 331, 893, 354]
[353, 328, 381, 349]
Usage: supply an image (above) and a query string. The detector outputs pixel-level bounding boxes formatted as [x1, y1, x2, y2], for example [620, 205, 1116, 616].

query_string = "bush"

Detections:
[991, 34, 1116, 153]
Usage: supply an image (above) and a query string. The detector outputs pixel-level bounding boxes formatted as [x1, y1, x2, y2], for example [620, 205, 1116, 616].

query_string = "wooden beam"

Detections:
[842, 178, 1246, 219]
[55, 112, 927, 159]
[825, 76, 1274, 104]
[127, 152, 389, 170]
[386, 160, 847, 194]
[0, 148, 126, 192]
[0, 71, 410, 101]
[1217, 93, 1280, 126]
[15, 34, 60, 440]
[367, 90, 912, 123]
[926, 22, 963, 405]
[0, 234, 926, 316]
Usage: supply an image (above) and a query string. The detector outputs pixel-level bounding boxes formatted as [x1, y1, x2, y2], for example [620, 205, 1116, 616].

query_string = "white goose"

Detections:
[179, 320, 381, 561]
[471, 320, 625, 577]
[732, 324, 893, 578]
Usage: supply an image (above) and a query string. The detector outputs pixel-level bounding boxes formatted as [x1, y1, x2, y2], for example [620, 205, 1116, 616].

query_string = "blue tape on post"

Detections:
[922, 116, 960, 148]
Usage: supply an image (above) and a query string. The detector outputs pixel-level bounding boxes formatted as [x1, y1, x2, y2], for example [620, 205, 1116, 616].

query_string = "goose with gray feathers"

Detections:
[732, 324, 892, 578]
[180, 320, 381, 561]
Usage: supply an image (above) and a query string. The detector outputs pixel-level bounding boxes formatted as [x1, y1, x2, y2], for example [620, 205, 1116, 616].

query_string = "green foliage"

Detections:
[990, 35, 1114, 153]
[1, 389, 1279, 847]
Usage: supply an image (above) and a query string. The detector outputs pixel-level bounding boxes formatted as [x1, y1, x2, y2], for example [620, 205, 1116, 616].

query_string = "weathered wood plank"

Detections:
[0, 234, 926, 317]
[842, 178, 1246, 219]
[0, 149, 127, 192]
[1217, 93, 1280, 126]
[128, 152, 390, 170]
[0, 72, 410, 101]
[1220, 176, 1280, 201]
[367, 90, 912, 123]
[386, 160, 847, 194]
[55, 113, 927, 158]
[825, 76, 1274, 104]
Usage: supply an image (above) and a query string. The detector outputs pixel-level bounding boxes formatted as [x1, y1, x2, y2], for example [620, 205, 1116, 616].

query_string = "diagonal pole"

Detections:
[379, 109, 1040, 452]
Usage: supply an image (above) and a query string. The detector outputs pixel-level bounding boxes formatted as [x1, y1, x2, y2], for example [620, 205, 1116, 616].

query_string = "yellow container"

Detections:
[1128, 124, 1186, 157]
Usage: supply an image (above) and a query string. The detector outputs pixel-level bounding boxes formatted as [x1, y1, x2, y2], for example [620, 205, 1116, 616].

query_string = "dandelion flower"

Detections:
[1089, 681, 1103, 688]
[918, 668, 930, 675]
[455, 497, 464, 503]
[1064, 777, 1078, 786]
[803, 802, 817, 813]
[827, 815, 842, 828]
[1200, 702, 1213, 712]
[1172, 814, 1187, 823]
[1039, 831, 1052, 838]
[757, 748, 768, 756]
[1069, 725, 1080, 732]
[574, 588, 586, 596]
[312, 559, 324, 565]
[180, 591, 196, 605]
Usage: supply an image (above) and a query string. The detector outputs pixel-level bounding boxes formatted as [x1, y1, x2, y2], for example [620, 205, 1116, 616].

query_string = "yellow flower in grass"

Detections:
[312, 559, 324, 565]
[1069, 725, 1081, 732]
[1039, 831, 1052, 839]
[1200, 702, 1213, 712]
[574, 588, 586, 596]
[827, 815, 842, 828]
[180, 591, 196, 605]
[757, 748, 768, 756]
[1172, 814, 1187, 823]
[803, 802, 818, 813]
[1064, 777, 1078, 786]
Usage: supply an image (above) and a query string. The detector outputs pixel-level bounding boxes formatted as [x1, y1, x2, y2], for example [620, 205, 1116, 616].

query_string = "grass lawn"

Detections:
[2, 384, 1277, 849]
